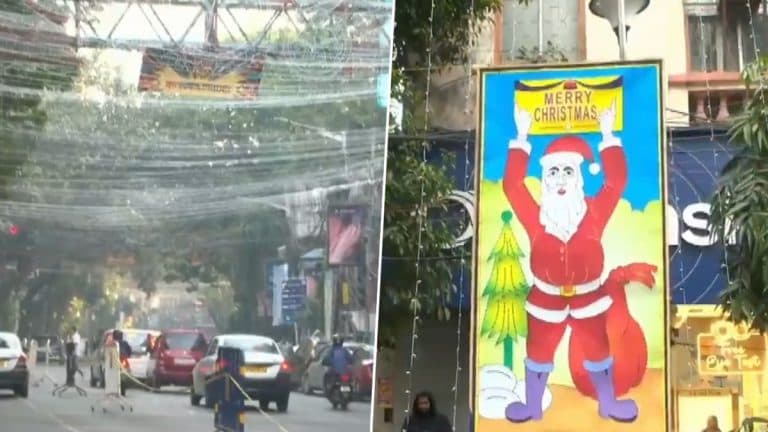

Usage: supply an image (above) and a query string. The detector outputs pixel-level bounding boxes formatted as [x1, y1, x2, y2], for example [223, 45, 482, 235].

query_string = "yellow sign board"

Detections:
[514, 77, 624, 135]
[377, 377, 393, 407]
[138, 47, 264, 99]
[696, 320, 768, 375]
[155, 69, 258, 98]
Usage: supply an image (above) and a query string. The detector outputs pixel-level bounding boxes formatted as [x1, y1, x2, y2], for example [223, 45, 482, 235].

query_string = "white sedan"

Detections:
[191, 334, 293, 412]
[0, 332, 28, 398]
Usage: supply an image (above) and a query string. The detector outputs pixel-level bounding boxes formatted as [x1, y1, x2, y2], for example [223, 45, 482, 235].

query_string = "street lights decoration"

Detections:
[588, 0, 651, 54]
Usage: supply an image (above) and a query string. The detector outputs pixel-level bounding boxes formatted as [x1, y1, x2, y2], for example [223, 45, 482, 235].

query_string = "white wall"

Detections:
[584, 0, 689, 126]
[372, 315, 472, 432]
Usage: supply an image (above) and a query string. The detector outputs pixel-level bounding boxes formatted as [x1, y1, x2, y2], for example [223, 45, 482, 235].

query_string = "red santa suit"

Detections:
[502, 134, 627, 366]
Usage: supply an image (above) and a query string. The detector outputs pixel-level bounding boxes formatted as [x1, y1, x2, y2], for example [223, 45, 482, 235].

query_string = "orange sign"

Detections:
[696, 320, 768, 375]
[377, 377, 393, 407]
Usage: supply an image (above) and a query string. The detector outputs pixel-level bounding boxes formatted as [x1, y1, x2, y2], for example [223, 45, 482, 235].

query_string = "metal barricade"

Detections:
[31, 340, 57, 388]
[90, 344, 132, 413]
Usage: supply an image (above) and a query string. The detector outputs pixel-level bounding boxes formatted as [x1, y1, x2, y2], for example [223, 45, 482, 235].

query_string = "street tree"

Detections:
[710, 57, 768, 331]
[378, 0, 530, 344]
[0, 0, 79, 330]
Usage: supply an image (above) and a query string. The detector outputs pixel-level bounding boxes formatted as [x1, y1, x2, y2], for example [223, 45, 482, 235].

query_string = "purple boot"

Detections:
[587, 362, 638, 422]
[505, 359, 552, 423]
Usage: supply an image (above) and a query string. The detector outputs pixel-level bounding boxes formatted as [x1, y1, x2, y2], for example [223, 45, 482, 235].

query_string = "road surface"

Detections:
[0, 366, 371, 432]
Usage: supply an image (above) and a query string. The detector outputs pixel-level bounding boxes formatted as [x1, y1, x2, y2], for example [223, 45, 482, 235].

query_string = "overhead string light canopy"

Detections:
[0, 0, 394, 261]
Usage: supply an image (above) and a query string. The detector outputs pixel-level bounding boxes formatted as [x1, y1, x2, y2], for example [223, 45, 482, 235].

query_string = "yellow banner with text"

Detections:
[514, 77, 624, 135]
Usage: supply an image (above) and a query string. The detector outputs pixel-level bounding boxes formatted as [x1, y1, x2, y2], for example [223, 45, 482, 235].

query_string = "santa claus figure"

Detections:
[502, 101, 638, 423]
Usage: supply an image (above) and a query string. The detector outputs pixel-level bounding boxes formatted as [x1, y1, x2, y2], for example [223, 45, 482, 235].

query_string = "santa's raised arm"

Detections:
[503, 104, 539, 236]
[591, 100, 628, 231]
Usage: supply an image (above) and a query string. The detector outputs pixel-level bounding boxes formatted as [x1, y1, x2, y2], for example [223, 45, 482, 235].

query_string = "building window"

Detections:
[687, 0, 768, 72]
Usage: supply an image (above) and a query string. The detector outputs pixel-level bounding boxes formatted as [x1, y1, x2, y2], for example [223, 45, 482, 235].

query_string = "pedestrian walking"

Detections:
[402, 391, 452, 432]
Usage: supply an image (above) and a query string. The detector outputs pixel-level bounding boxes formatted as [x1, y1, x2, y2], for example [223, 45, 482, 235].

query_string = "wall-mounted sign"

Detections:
[696, 320, 768, 375]
[138, 47, 264, 99]
[376, 377, 393, 407]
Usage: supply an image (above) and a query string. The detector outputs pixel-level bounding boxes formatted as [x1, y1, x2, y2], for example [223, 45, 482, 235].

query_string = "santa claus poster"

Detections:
[472, 61, 668, 432]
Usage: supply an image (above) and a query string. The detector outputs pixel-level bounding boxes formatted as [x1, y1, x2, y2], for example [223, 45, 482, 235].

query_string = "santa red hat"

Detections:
[540, 135, 600, 175]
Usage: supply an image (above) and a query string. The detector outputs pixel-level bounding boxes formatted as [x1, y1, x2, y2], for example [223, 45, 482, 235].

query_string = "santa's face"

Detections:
[540, 161, 587, 242]
[542, 163, 579, 197]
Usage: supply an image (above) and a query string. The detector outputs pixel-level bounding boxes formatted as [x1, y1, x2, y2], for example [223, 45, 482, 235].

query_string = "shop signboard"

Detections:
[696, 320, 768, 375]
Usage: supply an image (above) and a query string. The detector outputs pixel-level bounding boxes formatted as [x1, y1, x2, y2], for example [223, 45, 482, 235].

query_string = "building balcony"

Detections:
[670, 72, 749, 125]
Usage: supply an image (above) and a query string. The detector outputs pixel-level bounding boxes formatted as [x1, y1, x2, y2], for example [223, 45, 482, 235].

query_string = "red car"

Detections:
[147, 329, 208, 388]
[350, 346, 373, 399]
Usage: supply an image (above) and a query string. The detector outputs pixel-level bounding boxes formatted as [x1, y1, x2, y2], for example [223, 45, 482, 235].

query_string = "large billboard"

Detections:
[138, 47, 264, 99]
[472, 61, 669, 432]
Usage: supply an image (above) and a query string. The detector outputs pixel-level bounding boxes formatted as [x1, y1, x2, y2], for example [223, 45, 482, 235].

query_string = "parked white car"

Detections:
[0, 332, 29, 398]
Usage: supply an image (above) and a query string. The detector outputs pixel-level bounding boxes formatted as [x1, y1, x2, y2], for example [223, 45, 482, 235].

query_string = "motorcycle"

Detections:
[326, 373, 352, 410]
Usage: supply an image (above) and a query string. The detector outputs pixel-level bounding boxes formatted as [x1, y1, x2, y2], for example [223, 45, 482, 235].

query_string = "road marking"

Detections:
[24, 399, 82, 432]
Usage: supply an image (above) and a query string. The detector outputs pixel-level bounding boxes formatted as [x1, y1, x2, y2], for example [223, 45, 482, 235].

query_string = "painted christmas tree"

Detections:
[480, 210, 529, 368]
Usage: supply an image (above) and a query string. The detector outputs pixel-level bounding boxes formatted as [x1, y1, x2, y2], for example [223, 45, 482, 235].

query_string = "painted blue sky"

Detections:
[481, 64, 662, 210]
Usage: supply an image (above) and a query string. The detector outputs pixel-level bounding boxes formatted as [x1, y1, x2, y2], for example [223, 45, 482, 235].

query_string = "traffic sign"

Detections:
[281, 278, 306, 324]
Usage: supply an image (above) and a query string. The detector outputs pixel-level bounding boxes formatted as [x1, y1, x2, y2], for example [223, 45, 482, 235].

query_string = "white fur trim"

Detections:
[508, 139, 531, 154]
[588, 162, 601, 175]
[540, 151, 583, 168]
[569, 296, 613, 319]
[525, 296, 613, 323]
[533, 277, 601, 296]
[598, 136, 622, 152]
[525, 302, 569, 323]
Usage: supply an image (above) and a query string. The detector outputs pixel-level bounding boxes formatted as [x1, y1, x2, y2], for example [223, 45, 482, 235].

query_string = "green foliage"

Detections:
[516, 41, 569, 64]
[377, 0, 532, 345]
[709, 56, 768, 331]
[0, 0, 79, 330]
[394, 0, 508, 68]
[378, 140, 457, 344]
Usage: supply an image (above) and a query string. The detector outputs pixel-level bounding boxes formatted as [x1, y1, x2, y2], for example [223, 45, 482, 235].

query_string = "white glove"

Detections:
[599, 99, 617, 141]
[514, 103, 532, 141]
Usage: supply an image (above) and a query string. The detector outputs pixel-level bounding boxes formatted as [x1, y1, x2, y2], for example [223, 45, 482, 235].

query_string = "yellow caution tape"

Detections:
[121, 370, 291, 432]
[224, 373, 290, 432]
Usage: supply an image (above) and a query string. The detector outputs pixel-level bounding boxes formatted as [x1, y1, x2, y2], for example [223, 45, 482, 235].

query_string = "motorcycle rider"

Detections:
[322, 334, 354, 394]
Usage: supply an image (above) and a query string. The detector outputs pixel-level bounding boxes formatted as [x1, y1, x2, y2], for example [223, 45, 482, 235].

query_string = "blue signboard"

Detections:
[667, 131, 732, 304]
[423, 127, 733, 308]
[281, 278, 307, 324]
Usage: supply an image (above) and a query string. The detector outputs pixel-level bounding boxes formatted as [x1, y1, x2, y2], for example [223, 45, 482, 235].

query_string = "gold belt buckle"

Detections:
[560, 284, 576, 297]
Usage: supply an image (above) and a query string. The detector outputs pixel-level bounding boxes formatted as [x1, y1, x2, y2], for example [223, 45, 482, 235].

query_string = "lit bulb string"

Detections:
[403, 0, 436, 427]
[387, 116, 730, 146]
[0, 178, 382, 230]
[451, 0, 474, 427]
[0, 82, 379, 108]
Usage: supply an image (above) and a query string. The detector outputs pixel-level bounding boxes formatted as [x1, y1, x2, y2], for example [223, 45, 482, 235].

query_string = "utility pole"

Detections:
[617, 0, 628, 60]
[323, 267, 334, 340]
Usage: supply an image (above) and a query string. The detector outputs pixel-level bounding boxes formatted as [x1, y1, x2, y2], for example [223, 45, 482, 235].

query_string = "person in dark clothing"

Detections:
[703, 415, 721, 432]
[321, 334, 353, 392]
[112, 330, 132, 361]
[402, 392, 452, 432]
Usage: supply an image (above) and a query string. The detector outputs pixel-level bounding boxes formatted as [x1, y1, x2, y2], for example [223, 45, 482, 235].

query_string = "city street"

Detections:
[0, 366, 371, 432]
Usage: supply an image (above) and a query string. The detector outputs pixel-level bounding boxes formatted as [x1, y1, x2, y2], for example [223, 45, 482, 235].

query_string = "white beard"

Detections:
[539, 188, 587, 243]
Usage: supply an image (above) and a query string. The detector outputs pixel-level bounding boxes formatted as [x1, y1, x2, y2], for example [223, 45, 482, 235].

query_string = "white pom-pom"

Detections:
[588, 162, 600, 175]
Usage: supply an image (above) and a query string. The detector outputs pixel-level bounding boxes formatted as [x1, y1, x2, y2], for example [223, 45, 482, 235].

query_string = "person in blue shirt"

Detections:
[321, 334, 353, 393]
